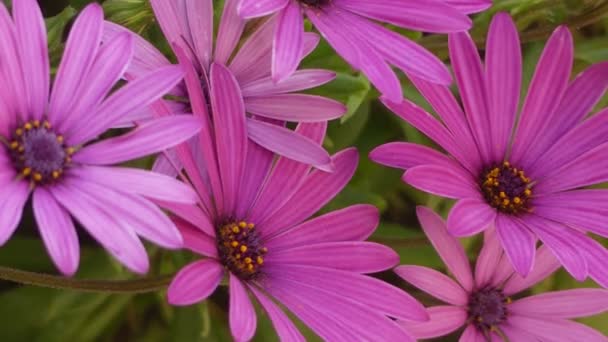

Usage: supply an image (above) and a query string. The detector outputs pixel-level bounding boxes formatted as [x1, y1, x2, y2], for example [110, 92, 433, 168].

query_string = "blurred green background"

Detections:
[0, 0, 607, 340]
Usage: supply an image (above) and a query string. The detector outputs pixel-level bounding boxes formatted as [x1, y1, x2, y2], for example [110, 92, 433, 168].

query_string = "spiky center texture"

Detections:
[217, 221, 267, 280]
[468, 287, 510, 332]
[5, 120, 74, 185]
[480, 161, 533, 214]
[298, 0, 329, 8]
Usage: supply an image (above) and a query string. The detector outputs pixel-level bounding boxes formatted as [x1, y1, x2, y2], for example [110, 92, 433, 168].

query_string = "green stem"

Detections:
[0, 266, 173, 294]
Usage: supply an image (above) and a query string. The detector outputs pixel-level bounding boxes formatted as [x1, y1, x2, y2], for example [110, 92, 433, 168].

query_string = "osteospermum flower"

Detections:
[371, 12, 608, 285]
[102, 0, 345, 170]
[237, 0, 492, 100]
[163, 55, 428, 341]
[0, 1, 202, 275]
[396, 207, 608, 341]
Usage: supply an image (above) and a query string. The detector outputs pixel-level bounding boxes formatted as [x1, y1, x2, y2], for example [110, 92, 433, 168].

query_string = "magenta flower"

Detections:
[371, 13, 608, 285]
[237, 0, 492, 100]
[163, 55, 428, 340]
[0, 1, 202, 275]
[102, 0, 345, 170]
[397, 207, 608, 341]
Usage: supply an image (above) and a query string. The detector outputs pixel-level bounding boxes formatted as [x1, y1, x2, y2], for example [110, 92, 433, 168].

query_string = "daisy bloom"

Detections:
[371, 12, 608, 285]
[0, 2, 202, 275]
[103, 0, 345, 170]
[163, 52, 428, 341]
[396, 207, 608, 341]
[237, 0, 492, 100]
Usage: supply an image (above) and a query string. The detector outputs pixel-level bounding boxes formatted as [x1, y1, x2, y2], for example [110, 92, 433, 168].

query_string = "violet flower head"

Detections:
[103, 0, 346, 170]
[237, 0, 492, 100]
[163, 54, 429, 341]
[371, 13, 608, 286]
[0, 1, 202, 275]
[397, 207, 608, 341]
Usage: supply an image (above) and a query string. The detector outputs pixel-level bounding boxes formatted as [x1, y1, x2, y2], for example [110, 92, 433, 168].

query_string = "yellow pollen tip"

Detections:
[261, 247, 268, 253]
[66, 147, 75, 155]
[256, 256, 264, 265]
[499, 192, 506, 199]
[244, 257, 252, 264]
[52, 171, 61, 179]
[524, 189, 532, 196]
[247, 223, 255, 229]
[505, 297, 512, 304]
[15, 129, 23, 136]
[502, 199, 510, 206]
[33, 173, 43, 182]
[22, 168, 31, 176]
[56, 135, 64, 143]
[10, 141, 19, 149]
[24, 123, 32, 130]
[247, 264, 254, 271]
[240, 245, 248, 253]
[32, 120, 40, 128]
[235, 254, 241, 259]
[43, 121, 51, 129]
[230, 241, 239, 248]
[513, 197, 521, 204]
[232, 226, 240, 233]
[238, 222, 247, 228]
[18, 145, 24, 153]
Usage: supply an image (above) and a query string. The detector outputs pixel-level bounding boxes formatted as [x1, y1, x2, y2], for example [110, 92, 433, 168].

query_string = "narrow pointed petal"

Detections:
[416, 207, 474, 291]
[475, 229, 503, 288]
[502, 245, 561, 295]
[495, 215, 536, 277]
[168, 260, 223, 305]
[510, 289, 608, 319]
[215, 0, 246, 64]
[459, 325, 486, 342]
[395, 265, 468, 306]
[229, 275, 257, 342]
[185, 0, 213, 69]
[399, 306, 467, 340]
[0, 181, 29, 245]
[404, 164, 479, 199]
[0, 4, 26, 119]
[13, 0, 49, 120]
[33, 188, 80, 276]
[74, 116, 202, 165]
[241, 70, 335, 97]
[238, 0, 287, 18]
[443, 0, 492, 13]
[247, 118, 331, 168]
[508, 316, 608, 342]
[235, 138, 274, 218]
[273, 1, 304, 82]
[370, 142, 453, 170]
[245, 94, 345, 122]
[174, 217, 217, 258]
[249, 286, 305, 342]
[447, 198, 496, 237]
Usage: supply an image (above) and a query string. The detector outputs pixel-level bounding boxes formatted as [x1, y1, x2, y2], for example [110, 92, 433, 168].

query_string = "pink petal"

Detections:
[395, 265, 468, 306]
[33, 188, 80, 276]
[485, 13, 521, 161]
[49, 4, 103, 125]
[416, 207, 474, 291]
[502, 245, 561, 295]
[510, 26, 573, 167]
[167, 259, 223, 305]
[245, 94, 346, 122]
[508, 316, 608, 342]
[474, 229, 503, 288]
[237, 0, 287, 18]
[404, 164, 478, 199]
[266, 204, 378, 250]
[442, 0, 492, 13]
[241, 69, 335, 97]
[0, 4, 26, 121]
[272, 1, 303, 82]
[229, 17, 276, 84]
[13, 0, 49, 120]
[210, 63, 248, 216]
[173, 216, 217, 258]
[247, 118, 331, 168]
[229, 275, 257, 342]
[267, 241, 398, 273]
[495, 215, 536, 277]
[215, 0, 246, 64]
[370, 142, 453, 170]
[185, 0, 213, 69]
[248, 286, 305, 342]
[74, 116, 202, 165]
[510, 289, 608, 319]
[447, 198, 496, 237]
[160, 201, 215, 236]
[584, 239, 608, 289]
[258, 148, 357, 238]
[459, 324, 486, 342]
[235, 138, 274, 219]
[0, 181, 29, 245]
[399, 306, 467, 340]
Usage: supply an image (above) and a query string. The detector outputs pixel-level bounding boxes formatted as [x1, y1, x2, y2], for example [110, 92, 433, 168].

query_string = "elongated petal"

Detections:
[399, 306, 467, 340]
[502, 245, 560, 295]
[246, 94, 345, 122]
[215, 0, 246, 64]
[0, 181, 29, 245]
[475, 229, 503, 288]
[443, 0, 492, 13]
[241, 69, 335, 97]
[334, 0, 471, 32]
[485, 13, 521, 161]
[267, 204, 378, 250]
[75, 116, 201, 165]
[267, 264, 428, 321]
[247, 118, 331, 168]
[495, 215, 536, 277]
[273, 1, 303, 82]
[235, 138, 274, 218]
[416, 207, 474, 291]
[510, 26, 573, 166]
[185, 0, 213, 69]
[511, 289, 608, 319]
[249, 286, 305, 342]
[459, 324, 485, 342]
[229, 17, 276, 84]
[229, 275, 257, 342]
[267, 241, 398, 273]
[508, 316, 608, 342]
[238, 0, 287, 18]
[447, 198, 496, 237]
[0, 4, 26, 120]
[49, 180, 149, 274]
[72, 66, 185, 144]
[210, 63, 248, 215]
[69, 166, 198, 204]
[33, 188, 79, 276]
[168, 260, 223, 305]
[370, 142, 453, 170]
[259, 148, 358, 237]
[173, 216, 217, 258]
[395, 265, 468, 306]
[13, 0, 48, 120]
[404, 164, 478, 199]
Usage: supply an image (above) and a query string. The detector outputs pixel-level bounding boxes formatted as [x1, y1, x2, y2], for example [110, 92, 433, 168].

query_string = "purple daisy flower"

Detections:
[237, 0, 492, 100]
[371, 12, 608, 285]
[162, 53, 428, 341]
[396, 207, 608, 341]
[102, 0, 345, 170]
[0, 1, 202, 275]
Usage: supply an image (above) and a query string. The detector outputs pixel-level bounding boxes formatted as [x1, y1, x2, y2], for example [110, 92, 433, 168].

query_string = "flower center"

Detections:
[4, 120, 74, 185]
[480, 162, 533, 214]
[298, 0, 328, 8]
[216, 221, 267, 280]
[468, 287, 510, 332]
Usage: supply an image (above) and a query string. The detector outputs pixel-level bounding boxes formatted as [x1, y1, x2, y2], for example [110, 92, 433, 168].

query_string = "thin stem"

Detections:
[0, 266, 173, 294]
